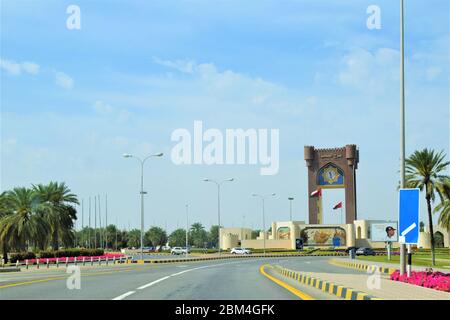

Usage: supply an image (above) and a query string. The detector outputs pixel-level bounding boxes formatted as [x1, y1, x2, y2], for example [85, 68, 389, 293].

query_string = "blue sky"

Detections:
[1, 0, 449, 232]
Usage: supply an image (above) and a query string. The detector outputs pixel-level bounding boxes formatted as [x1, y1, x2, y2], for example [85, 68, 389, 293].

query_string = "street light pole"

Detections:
[252, 193, 276, 257]
[288, 197, 294, 221]
[399, 0, 407, 276]
[203, 178, 234, 256]
[185, 204, 189, 259]
[123, 152, 163, 260]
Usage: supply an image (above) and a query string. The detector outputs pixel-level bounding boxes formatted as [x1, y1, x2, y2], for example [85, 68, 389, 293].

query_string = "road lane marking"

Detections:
[112, 291, 136, 300]
[137, 276, 171, 290]
[259, 265, 315, 300]
[112, 259, 267, 300]
[0, 269, 132, 289]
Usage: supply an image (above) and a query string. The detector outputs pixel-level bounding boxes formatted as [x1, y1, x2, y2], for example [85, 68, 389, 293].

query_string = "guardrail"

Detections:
[120, 252, 347, 264]
[1, 255, 130, 270]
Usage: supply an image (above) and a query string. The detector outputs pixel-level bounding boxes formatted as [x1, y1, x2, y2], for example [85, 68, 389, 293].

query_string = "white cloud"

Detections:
[21, 62, 40, 75]
[338, 47, 399, 92]
[93, 100, 113, 114]
[152, 57, 196, 74]
[54, 71, 74, 89]
[0, 58, 40, 75]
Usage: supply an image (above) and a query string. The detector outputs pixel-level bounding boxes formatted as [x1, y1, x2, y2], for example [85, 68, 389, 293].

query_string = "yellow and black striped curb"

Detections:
[272, 265, 381, 300]
[328, 259, 397, 275]
[120, 252, 347, 264]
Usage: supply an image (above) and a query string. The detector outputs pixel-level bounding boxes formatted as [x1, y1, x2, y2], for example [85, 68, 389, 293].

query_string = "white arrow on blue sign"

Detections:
[398, 188, 420, 244]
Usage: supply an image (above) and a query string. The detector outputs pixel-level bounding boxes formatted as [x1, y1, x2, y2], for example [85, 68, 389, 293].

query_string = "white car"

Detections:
[171, 247, 190, 255]
[230, 247, 251, 254]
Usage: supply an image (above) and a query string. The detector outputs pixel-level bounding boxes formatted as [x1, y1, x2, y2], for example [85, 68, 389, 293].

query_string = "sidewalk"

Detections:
[295, 270, 449, 300]
[320, 258, 450, 300]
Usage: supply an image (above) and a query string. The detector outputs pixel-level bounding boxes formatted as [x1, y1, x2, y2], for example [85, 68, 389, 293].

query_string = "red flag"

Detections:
[333, 201, 343, 210]
[310, 188, 322, 197]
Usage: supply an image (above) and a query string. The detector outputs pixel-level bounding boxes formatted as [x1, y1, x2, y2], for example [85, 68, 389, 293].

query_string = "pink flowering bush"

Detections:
[390, 270, 450, 292]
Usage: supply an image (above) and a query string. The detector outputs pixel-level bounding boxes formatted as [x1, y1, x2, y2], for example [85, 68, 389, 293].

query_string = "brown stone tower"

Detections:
[304, 145, 359, 224]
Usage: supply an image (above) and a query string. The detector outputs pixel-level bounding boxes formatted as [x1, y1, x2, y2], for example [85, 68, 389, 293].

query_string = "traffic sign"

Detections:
[398, 188, 420, 244]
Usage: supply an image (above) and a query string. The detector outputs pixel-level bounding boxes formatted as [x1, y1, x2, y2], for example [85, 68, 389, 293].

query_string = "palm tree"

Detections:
[434, 178, 450, 231]
[0, 191, 13, 262]
[406, 149, 450, 266]
[190, 222, 207, 248]
[33, 182, 79, 250]
[0, 188, 50, 254]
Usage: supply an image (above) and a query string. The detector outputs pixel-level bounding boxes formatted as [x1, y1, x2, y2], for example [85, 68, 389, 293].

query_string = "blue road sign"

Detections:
[398, 188, 420, 244]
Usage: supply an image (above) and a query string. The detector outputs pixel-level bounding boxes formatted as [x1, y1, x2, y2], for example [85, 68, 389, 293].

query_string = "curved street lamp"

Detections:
[203, 178, 234, 256]
[123, 152, 163, 260]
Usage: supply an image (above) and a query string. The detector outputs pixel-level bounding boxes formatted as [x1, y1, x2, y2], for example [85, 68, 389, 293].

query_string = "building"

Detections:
[219, 220, 450, 250]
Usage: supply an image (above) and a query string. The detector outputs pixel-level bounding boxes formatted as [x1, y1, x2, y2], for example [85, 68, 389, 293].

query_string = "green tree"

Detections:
[145, 226, 167, 249]
[434, 178, 450, 231]
[190, 222, 207, 248]
[208, 225, 220, 248]
[126, 229, 141, 248]
[251, 229, 261, 240]
[169, 228, 187, 247]
[33, 182, 79, 250]
[0, 188, 50, 253]
[406, 149, 450, 266]
[0, 192, 13, 262]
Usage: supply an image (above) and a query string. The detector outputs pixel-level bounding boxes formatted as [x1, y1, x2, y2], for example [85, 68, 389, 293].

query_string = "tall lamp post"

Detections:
[203, 178, 234, 256]
[185, 204, 189, 259]
[123, 152, 163, 260]
[288, 197, 294, 221]
[252, 193, 276, 256]
[399, 0, 407, 276]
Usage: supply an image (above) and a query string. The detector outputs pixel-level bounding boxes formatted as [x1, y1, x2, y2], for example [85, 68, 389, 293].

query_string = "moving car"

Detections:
[230, 247, 251, 254]
[355, 247, 376, 256]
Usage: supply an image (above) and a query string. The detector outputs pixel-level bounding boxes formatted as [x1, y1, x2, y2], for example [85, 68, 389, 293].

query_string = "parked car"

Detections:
[162, 245, 171, 251]
[355, 247, 376, 256]
[171, 247, 190, 255]
[230, 247, 251, 254]
[345, 246, 358, 254]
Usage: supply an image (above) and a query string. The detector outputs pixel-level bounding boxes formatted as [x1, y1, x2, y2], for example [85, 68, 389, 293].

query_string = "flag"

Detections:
[333, 201, 343, 210]
[310, 188, 322, 197]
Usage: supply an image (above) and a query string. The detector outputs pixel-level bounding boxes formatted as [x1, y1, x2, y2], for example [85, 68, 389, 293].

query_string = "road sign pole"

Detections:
[407, 244, 412, 277]
[387, 242, 391, 261]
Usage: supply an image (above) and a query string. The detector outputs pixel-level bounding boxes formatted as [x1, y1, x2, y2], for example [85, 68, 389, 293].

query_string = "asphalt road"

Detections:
[0, 256, 362, 300]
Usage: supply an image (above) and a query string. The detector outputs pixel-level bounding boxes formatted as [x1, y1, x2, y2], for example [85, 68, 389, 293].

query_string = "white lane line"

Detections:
[112, 258, 271, 300]
[112, 291, 136, 300]
[137, 276, 171, 290]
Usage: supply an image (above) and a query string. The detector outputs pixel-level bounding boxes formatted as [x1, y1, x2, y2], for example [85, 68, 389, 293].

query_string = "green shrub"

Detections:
[10, 252, 36, 263]
[38, 251, 55, 258]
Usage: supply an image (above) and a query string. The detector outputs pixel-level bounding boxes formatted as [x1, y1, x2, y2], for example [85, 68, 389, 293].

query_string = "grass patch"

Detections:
[356, 253, 450, 270]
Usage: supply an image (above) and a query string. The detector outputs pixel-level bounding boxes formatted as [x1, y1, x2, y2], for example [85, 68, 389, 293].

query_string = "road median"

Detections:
[328, 258, 397, 275]
[268, 264, 380, 300]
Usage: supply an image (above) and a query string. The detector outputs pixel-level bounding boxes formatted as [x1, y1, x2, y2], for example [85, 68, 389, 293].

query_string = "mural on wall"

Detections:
[277, 227, 290, 240]
[300, 227, 346, 246]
